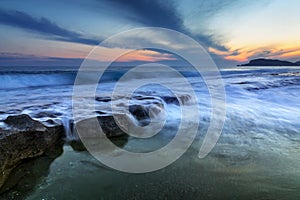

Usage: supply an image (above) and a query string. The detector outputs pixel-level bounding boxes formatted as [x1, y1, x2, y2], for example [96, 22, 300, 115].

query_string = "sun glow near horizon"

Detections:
[206, 0, 300, 63]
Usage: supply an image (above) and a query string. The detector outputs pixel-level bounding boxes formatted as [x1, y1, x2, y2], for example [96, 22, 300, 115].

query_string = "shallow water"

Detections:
[11, 139, 299, 200]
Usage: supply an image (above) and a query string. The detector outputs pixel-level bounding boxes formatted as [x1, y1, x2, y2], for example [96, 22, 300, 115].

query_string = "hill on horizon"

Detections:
[239, 58, 300, 66]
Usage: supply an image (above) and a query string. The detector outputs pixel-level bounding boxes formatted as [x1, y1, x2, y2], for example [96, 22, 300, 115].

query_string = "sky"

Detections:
[0, 0, 300, 67]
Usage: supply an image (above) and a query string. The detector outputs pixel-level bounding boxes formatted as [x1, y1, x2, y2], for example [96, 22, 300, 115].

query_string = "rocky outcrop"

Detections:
[0, 114, 64, 189]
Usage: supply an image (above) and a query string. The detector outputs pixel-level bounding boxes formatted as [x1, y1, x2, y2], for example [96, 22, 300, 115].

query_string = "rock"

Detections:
[133, 95, 160, 101]
[4, 114, 45, 131]
[97, 115, 129, 138]
[233, 81, 252, 85]
[69, 140, 87, 151]
[129, 104, 150, 126]
[95, 96, 111, 102]
[161, 96, 179, 105]
[73, 115, 130, 153]
[0, 142, 63, 195]
[129, 96, 165, 126]
[161, 94, 192, 105]
[0, 114, 64, 190]
[75, 114, 128, 138]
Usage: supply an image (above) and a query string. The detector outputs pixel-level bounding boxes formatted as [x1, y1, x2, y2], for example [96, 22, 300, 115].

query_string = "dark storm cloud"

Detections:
[0, 9, 100, 45]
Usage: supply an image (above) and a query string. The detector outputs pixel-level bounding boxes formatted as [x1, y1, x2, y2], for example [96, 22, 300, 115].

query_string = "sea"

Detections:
[0, 65, 299, 199]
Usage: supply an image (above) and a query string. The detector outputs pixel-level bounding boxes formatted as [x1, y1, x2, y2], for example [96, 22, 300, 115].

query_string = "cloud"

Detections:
[209, 45, 300, 64]
[0, 1, 231, 65]
[0, 49, 177, 66]
[107, 0, 183, 31]
[0, 2, 228, 52]
[0, 9, 100, 45]
[115, 49, 177, 62]
[99, 0, 228, 51]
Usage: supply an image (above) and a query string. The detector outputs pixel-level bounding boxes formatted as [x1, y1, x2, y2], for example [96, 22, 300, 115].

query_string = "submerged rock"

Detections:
[0, 114, 64, 190]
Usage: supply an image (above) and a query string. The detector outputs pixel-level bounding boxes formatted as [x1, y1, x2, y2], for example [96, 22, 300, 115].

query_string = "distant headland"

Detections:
[238, 58, 300, 66]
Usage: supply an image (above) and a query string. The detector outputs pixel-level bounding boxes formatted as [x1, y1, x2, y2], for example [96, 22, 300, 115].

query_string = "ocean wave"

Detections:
[0, 73, 76, 89]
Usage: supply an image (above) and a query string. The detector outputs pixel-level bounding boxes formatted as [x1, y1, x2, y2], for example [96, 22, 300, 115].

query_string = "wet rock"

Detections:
[161, 96, 179, 105]
[232, 81, 252, 85]
[0, 114, 64, 190]
[129, 104, 150, 126]
[70, 114, 135, 152]
[75, 114, 129, 139]
[4, 114, 45, 130]
[97, 115, 130, 138]
[133, 95, 160, 101]
[129, 99, 165, 126]
[161, 94, 192, 105]
[95, 96, 111, 102]
[95, 110, 108, 115]
[0, 142, 63, 196]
